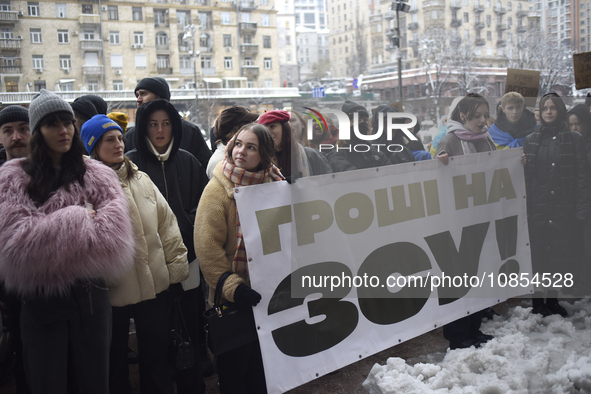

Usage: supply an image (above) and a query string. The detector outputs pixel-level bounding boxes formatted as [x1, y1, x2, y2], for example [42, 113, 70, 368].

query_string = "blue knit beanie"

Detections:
[80, 114, 123, 154]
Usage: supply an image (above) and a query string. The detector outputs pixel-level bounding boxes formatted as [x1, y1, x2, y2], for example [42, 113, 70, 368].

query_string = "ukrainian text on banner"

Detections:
[235, 148, 532, 394]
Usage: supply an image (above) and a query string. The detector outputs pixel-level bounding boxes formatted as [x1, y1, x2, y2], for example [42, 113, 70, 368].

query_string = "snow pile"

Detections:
[363, 299, 591, 394]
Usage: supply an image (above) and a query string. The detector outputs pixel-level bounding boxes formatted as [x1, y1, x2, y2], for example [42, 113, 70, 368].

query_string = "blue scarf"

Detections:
[488, 123, 526, 148]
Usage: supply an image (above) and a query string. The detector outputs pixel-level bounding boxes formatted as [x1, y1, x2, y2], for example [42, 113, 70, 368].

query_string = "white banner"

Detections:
[235, 149, 532, 393]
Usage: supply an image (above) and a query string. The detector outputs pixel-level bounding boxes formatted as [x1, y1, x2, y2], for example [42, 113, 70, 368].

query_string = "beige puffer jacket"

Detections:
[108, 161, 189, 307]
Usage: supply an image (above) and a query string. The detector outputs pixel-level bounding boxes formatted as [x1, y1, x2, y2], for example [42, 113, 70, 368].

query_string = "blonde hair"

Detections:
[501, 92, 525, 108]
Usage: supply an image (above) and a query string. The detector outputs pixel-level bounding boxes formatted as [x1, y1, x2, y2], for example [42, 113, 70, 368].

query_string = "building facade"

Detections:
[0, 0, 280, 93]
[277, 0, 299, 86]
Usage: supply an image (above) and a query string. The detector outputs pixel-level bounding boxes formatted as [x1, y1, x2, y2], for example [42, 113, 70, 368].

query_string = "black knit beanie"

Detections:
[71, 95, 98, 121]
[86, 95, 108, 115]
[0, 105, 29, 128]
[134, 77, 171, 101]
[342, 100, 368, 119]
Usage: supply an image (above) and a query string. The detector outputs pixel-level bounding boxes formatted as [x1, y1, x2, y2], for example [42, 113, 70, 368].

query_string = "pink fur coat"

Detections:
[0, 158, 135, 296]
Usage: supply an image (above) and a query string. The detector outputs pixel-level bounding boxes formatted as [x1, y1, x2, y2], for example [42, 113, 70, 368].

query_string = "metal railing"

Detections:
[82, 65, 104, 75]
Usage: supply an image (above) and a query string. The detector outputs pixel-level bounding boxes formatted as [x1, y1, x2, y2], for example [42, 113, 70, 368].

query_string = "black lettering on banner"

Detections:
[424, 222, 490, 305]
[357, 242, 432, 325]
[268, 262, 359, 357]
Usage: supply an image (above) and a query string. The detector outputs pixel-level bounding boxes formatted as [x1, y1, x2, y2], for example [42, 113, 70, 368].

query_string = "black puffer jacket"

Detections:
[524, 101, 591, 276]
[126, 118, 212, 169]
[126, 99, 207, 262]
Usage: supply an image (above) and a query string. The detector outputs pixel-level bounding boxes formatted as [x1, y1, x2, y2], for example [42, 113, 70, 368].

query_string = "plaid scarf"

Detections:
[222, 158, 284, 276]
[525, 123, 575, 190]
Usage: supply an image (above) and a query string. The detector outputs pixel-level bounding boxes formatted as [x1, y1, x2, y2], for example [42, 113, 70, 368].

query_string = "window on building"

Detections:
[30, 28, 42, 43]
[88, 80, 99, 92]
[34, 80, 46, 91]
[507, 1, 512, 10]
[82, 4, 92, 14]
[32, 54, 43, 69]
[109, 31, 120, 45]
[111, 53, 122, 68]
[132, 7, 142, 21]
[157, 55, 169, 68]
[200, 33, 211, 49]
[59, 54, 71, 69]
[62, 82, 73, 91]
[201, 55, 212, 69]
[244, 35, 252, 43]
[241, 12, 250, 23]
[261, 14, 270, 26]
[134, 32, 144, 45]
[265, 79, 273, 88]
[222, 12, 231, 25]
[286, 51, 291, 61]
[486, 14, 491, 25]
[464, 12, 469, 22]
[156, 32, 168, 47]
[286, 35, 291, 45]
[244, 57, 253, 66]
[487, 31, 492, 40]
[28, 2, 39, 16]
[179, 55, 191, 70]
[177, 10, 190, 26]
[263, 35, 271, 48]
[83, 30, 95, 40]
[108, 6, 118, 20]
[224, 56, 233, 68]
[198, 12, 211, 29]
[0, 2, 11, 11]
[57, 30, 69, 44]
[113, 80, 124, 91]
[508, 17, 512, 27]
[154, 9, 167, 25]
[1, 27, 14, 39]
[264, 57, 272, 69]
[135, 53, 147, 68]
[223, 34, 232, 47]
[56, 3, 67, 18]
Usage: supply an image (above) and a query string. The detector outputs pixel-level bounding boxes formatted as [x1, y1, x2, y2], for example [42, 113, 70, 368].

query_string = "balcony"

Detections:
[154, 20, 170, 27]
[0, 10, 19, 24]
[201, 67, 216, 76]
[239, 0, 257, 11]
[369, 14, 382, 23]
[0, 37, 22, 49]
[451, 18, 462, 27]
[450, 1, 462, 9]
[408, 39, 419, 47]
[408, 22, 419, 30]
[79, 14, 100, 25]
[157, 67, 173, 74]
[83, 65, 104, 75]
[239, 22, 257, 33]
[179, 45, 190, 52]
[156, 43, 170, 51]
[384, 11, 395, 20]
[200, 46, 213, 53]
[423, 0, 445, 8]
[0, 65, 21, 73]
[496, 23, 507, 31]
[475, 21, 485, 29]
[81, 40, 103, 51]
[517, 9, 528, 17]
[475, 38, 485, 46]
[474, 4, 484, 12]
[385, 44, 396, 51]
[194, 0, 210, 5]
[241, 43, 259, 54]
[494, 6, 506, 14]
[497, 39, 506, 47]
[242, 65, 259, 77]
[385, 29, 396, 37]
[517, 24, 527, 33]
[528, 11, 541, 18]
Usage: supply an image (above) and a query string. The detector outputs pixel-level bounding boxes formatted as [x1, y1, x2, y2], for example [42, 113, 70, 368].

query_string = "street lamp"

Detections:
[183, 24, 202, 125]
[390, 0, 410, 105]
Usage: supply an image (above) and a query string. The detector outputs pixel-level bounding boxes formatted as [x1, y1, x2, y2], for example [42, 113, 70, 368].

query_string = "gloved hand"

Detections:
[168, 282, 185, 299]
[233, 283, 261, 307]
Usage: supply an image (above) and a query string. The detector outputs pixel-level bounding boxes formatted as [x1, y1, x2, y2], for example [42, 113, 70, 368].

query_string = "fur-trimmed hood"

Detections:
[0, 158, 135, 296]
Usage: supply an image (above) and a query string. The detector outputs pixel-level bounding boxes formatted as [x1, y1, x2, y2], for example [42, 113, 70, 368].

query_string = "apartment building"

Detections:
[544, 0, 573, 47]
[574, 0, 591, 51]
[294, 0, 331, 82]
[0, 0, 280, 93]
[277, 0, 299, 86]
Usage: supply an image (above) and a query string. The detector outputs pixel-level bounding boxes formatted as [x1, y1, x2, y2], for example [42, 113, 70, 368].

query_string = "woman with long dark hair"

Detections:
[0, 90, 135, 393]
[257, 110, 331, 178]
[81, 114, 189, 394]
[195, 123, 284, 393]
[524, 93, 591, 316]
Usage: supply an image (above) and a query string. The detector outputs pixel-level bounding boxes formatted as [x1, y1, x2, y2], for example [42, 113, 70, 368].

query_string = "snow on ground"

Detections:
[363, 299, 591, 394]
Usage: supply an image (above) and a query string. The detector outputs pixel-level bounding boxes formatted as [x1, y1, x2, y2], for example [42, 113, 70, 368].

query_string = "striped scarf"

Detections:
[525, 124, 576, 190]
[222, 158, 284, 276]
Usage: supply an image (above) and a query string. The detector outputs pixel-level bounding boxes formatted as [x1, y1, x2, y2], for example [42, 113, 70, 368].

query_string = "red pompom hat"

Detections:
[257, 110, 290, 125]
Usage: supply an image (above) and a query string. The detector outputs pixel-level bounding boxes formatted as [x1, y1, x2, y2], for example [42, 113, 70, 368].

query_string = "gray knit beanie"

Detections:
[29, 89, 74, 132]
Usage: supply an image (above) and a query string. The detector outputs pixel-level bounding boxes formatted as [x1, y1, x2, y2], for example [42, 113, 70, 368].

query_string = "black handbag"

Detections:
[203, 272, 258, 356]
[171, 297, 194, 370]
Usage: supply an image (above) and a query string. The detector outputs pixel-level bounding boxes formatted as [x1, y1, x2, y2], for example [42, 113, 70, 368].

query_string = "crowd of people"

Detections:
[0, 80, 589, 393]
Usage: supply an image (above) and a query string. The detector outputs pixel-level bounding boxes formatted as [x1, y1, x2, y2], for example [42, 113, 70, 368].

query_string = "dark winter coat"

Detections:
[125, 118, 212, 169]
[524, 120, 591, 278]
[126, 99, 207, 263]
[327, 147, 391, 173]
[371, 104, 416, 165]
[304, 147, 332, 175]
